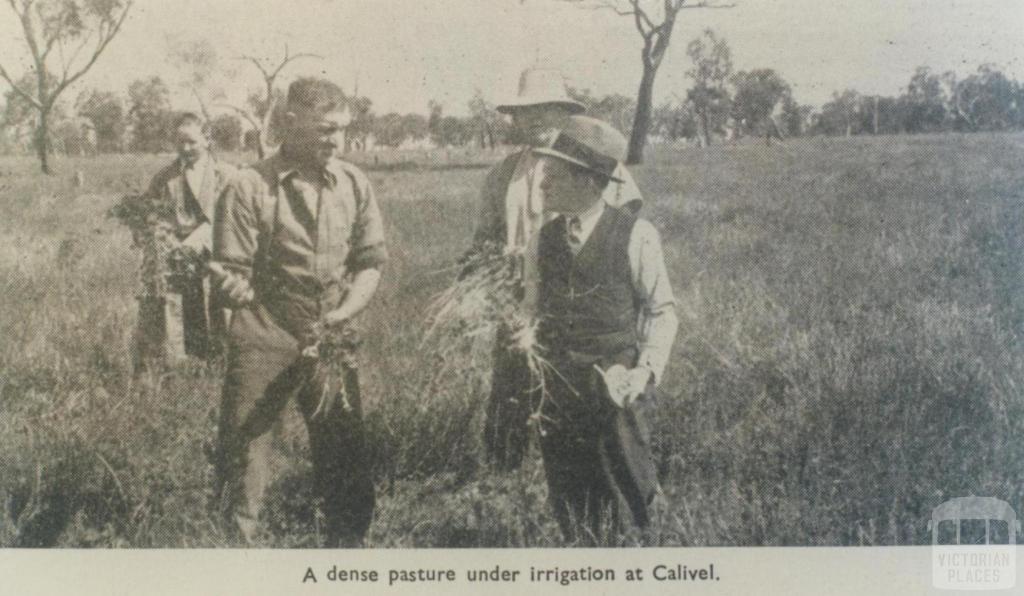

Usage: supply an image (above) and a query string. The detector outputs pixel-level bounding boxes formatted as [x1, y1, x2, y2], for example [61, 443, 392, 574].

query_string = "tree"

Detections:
[219, 46, 322, 159]
[814, 89, 861, 136]
[686, 28, 733, 146]
[948, 65, 1018, 132]
[127, 76, 173, 153]
[245, 87, 287, 147]
[210, 113, 243, 152]
[76, 88, 125, 152]
[373, 112, 430, 148]
[568, 87, 637, 135]
[168, 36, 227, 121]
[853, 95, 901, 135]
[0, 0, 133, 173]
[400, 113, 429, 144]
[427, 102, 472, 147]
[779, 95, 812, 138]
[467, 90, 505, 149]
[3, 71, 64, 151]
[439, 116, 472, 147]
[52, 117, 92, 155]
[650, 99, 697, 142]
[899, 66, 947, 133]
[730, 68, 791, 137]
[554, 0, 731, 163]
[345, 95, 374, 152]
[372, 112, 406, 147]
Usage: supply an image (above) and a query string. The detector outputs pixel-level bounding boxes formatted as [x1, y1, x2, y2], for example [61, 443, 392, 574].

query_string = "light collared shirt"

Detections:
[213, 151, 387, 341]
[182, 153, 209, 202]
[563, 201, 678, 384]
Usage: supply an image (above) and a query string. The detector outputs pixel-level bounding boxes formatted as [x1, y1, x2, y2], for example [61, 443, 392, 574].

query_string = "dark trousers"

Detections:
[180, 275, 226, 359]
[134, 275, 226, 371]
[213, 327, 374, 546]
[537, 349, 659, 545]
[482, 326, 537, 470]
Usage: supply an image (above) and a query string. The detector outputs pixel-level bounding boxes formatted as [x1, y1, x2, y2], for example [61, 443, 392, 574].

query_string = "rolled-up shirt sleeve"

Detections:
[346, 172, 388, 272]
[212, 174, 260, 279]
[628, 219, 678, 385]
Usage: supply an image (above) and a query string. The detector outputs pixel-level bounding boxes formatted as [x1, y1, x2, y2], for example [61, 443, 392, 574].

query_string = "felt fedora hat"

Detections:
[496, 68, 586, 115]
[533, 115, 627, 183]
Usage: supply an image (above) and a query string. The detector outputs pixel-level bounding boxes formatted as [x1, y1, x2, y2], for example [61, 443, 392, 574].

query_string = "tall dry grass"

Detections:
[1, 135, 1022, 547]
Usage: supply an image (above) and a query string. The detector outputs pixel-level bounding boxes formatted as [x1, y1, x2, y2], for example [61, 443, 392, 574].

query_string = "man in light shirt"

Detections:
[470, 68, 644, 470]
[210, 78, 386, 546]
[532, 115, 677, 544]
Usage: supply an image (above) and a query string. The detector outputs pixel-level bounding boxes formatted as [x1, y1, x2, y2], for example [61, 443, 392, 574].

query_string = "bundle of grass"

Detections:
[107, 193, 207, 298]
[109, 193, 210, 366]
[302, 323, 362, 419]
[420, 243, 557, 427]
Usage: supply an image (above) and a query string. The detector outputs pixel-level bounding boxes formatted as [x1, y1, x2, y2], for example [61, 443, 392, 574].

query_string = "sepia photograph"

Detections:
[0, 0, 1022, 581]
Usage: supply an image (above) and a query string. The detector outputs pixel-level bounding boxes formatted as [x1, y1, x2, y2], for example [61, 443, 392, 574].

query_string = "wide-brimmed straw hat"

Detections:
[496, 68, 586, 115]
[533, 115, 626, 183]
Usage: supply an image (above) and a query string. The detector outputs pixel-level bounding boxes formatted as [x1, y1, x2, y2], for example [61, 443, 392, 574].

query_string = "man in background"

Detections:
[211, 77, 386, 546]
[470, 67, 643, 470]
[134, 112, 234, 369]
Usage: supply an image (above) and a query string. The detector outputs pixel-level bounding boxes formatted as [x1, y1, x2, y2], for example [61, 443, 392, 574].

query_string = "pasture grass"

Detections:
[1, 134, 1022, 547]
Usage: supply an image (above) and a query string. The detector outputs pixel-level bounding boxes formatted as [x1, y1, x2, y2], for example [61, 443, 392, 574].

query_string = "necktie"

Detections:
[566, 216, 583, 255]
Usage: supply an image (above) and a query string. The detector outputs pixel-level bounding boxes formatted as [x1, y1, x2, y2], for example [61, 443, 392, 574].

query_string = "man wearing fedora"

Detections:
[471, 67, 644, 471]
[532, 115, 677, 543]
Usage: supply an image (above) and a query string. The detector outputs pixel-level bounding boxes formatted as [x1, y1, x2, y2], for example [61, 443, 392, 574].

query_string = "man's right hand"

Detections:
[181, 222, 213, 255]
[208, 262, 255, 306]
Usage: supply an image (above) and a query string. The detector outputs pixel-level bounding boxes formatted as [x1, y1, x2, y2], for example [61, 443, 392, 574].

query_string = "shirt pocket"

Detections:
[320, 187, 357, 278]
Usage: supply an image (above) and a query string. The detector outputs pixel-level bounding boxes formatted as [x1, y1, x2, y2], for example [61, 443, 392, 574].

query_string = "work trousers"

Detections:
[482, 326, 538, 471]
[213, 307, 374, 546]
[536, 348, 659, 545]
[134, 274, 226, 370]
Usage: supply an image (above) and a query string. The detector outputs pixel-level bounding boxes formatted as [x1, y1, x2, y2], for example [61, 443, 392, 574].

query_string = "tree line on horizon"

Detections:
[2, 29, 1022, 161]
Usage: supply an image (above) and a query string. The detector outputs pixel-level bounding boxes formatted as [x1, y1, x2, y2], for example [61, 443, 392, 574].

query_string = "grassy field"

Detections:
[1, 133, 1023, 547]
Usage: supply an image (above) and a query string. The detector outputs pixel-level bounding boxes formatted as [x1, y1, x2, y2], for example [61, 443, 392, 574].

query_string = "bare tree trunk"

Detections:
[258, 77, 275, 159]
[192, 86, 212, 123]
[872, 96, 879, 135]
[627, 62, 658, 165]
[698, 108, 712, 147]
[254, 129, 266, 160]
[37, 109, 51, 175]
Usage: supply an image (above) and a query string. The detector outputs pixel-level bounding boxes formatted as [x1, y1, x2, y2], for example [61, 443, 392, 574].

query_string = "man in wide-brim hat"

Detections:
[531, 115, 677, 543]
[469, 68, 644, 472]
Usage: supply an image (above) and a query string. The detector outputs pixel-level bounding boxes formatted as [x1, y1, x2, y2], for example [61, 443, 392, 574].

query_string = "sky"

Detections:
[0, 0, 1022, 116]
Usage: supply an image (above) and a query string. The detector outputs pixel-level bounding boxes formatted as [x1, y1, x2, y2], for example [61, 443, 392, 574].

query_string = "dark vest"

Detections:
[538, 206, 639, 361]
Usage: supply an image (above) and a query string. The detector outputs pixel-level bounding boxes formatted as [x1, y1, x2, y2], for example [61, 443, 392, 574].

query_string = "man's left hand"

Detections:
[322, 308, 350, 329]
[623, 366, 653, 403]
[598, 364, 653, 408]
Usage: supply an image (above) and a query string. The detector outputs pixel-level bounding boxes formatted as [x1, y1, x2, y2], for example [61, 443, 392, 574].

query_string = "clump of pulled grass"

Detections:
[108, 192, 207, 298]
[420, 243, 561, 420]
